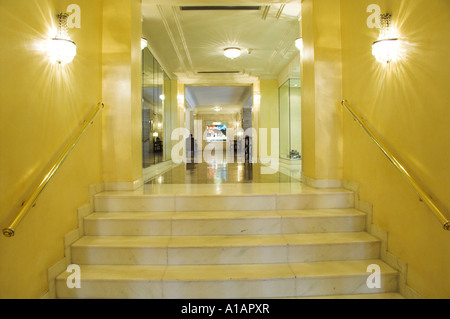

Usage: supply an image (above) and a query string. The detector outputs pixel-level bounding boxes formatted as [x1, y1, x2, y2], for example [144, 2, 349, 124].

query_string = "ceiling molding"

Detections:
[171, 6, 194, 70]
[261, 6, 270, 20]
[143, 1, 301, 85]
[144, 0, 298, 5]
[156, 5, 187, 73]
[275, 4, 286, 19]
[179, 6, 262, 11]
[267, 21, 298, 75]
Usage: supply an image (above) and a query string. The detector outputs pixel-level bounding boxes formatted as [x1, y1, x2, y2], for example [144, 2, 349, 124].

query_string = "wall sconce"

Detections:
[372, 13, 399, 64]
[213, 106, 222, 112]
[48, 12, 77, 64]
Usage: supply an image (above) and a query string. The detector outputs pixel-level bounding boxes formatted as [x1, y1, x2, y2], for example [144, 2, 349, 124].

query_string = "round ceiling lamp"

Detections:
[224, 47, 241, 60]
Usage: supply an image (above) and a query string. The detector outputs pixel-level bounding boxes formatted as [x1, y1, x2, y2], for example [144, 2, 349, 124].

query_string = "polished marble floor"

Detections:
[146, 159, 300, 185]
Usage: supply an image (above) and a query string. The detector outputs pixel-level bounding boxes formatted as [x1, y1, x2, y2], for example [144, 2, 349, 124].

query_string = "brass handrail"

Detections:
[341, 100, 449, 231]
[2, 102, 105, 237]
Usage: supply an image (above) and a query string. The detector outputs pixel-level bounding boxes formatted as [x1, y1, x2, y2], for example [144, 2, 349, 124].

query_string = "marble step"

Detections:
[94, 186, 354, 212]
[55, 259, 398, 299]
[71, 232, 380, 265]
[292, 293, 404, 299]
[83, 209, 366, 236]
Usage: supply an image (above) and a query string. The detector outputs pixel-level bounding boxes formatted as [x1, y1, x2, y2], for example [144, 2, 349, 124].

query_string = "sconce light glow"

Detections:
[159, 94, 165, 101]
[141, 38, 148, 50]
[372, 13, 400, 64]
[224, 47, 241, 59]
[213, 106, 222, 112]
[48, 38, 77, 64]
[49, 13, 77, 64]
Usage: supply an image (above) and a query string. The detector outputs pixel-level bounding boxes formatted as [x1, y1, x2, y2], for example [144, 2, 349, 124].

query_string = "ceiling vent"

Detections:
[180, 6, 261, 11]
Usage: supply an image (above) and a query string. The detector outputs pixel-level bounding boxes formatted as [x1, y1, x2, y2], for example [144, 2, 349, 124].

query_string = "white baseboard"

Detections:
[103, 178, 143, 191]
[43, 182, 104, 299]
[301, 173, 343, 188]
[342, 179, 423, 299]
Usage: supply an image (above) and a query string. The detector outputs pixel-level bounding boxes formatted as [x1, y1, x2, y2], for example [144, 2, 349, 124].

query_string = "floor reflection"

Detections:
[147, 158, 298, 185]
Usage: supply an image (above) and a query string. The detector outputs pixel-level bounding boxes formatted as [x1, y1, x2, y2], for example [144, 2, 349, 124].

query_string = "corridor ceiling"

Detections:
[142, 1, 301, 86]
[185, 85, 253, 114]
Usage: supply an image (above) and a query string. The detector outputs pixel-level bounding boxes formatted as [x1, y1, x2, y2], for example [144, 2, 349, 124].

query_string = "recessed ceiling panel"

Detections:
[142, 1, 301, 84]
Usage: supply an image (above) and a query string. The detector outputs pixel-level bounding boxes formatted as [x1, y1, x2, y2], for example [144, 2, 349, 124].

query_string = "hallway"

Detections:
[1, 0, 449, 300]
[147, 160, 300, 184]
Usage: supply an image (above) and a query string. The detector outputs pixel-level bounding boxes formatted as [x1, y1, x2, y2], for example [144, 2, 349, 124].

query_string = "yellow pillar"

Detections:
[301, 0, 344, 186]
[101, 0, 143, 190]
[259, 79, 280, 158]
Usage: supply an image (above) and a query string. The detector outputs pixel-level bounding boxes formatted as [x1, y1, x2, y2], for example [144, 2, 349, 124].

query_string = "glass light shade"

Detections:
[372, 38, 399, 64]
[224, 48, 241, 59]
[48, 38, 77, 64]
[372, 13, 399, 64]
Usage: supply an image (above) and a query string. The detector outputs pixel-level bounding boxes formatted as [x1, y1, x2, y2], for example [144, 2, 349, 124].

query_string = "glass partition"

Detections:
[142, 48, 171, 168]
[279, 78, 301, 161]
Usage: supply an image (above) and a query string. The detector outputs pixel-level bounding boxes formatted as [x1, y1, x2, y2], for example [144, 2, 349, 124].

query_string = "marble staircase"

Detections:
[55, 183, 403, 299]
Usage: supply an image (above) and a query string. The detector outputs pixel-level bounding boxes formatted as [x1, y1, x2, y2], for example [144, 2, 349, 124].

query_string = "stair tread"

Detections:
[56, 259, 396, 281]
[95, 183, 353, 197]
[85, 208, 365, 220]
[72, 232, 379, 248]
[283, 293, 405, 299]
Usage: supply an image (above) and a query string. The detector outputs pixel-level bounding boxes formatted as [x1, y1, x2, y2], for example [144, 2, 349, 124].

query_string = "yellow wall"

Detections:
[340, 0, 450, 297]
[0, 0, 103, 298]
[259, 79, 279, 158]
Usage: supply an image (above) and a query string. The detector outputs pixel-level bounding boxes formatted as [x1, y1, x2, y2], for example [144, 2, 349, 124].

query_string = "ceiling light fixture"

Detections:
[224, 47, 241, 60]
[372, 13, 400, 64]
[213, 106, 222, 112]
[48, 12, 77, 64]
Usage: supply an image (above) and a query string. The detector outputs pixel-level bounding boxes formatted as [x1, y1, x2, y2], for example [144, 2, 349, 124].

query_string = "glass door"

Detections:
[279, 78, 301, 161]
[142, 48, 171, 168]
